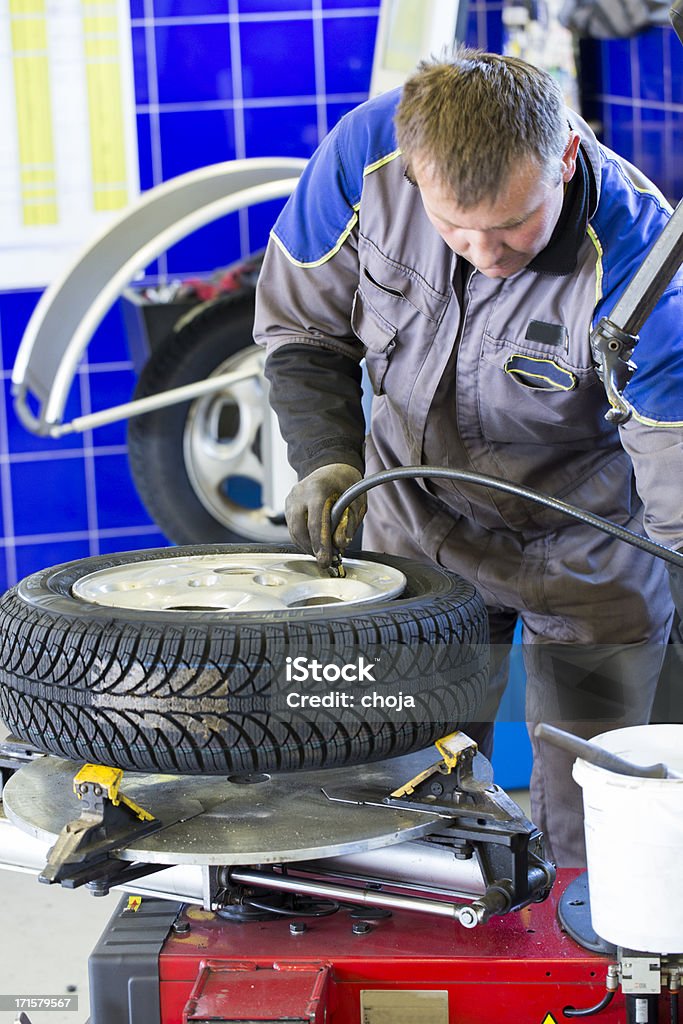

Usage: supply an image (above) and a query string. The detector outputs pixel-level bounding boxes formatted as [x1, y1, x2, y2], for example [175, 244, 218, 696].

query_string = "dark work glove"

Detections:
[285, 464, 367, 569]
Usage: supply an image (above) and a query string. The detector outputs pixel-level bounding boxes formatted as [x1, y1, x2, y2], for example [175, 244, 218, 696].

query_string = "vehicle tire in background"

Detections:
[128, 293, 290, 545]
[0, 546, 489, 775]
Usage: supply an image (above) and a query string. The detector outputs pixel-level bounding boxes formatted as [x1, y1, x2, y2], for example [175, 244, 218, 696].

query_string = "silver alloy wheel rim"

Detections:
[183, 346, 289, 542]
[72, 553, 406, 613]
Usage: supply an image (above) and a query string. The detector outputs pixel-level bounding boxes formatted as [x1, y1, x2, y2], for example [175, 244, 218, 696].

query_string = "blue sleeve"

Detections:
[622, 285, 683, 426]
[592, 156, 683, 425]
[271, 90, 402, 267]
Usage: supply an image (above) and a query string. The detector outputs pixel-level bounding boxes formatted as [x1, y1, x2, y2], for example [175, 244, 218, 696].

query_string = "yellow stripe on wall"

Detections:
[85, 37, 119, 58]
[83, 14, 118, 33]
[10, 16, 47, 49]
[9, 0, 46, 13]
[10, 0, 58, 225]
[82, 1, 128, 212]
[22, 187, 57, 200]
[20, 167, 54, 184]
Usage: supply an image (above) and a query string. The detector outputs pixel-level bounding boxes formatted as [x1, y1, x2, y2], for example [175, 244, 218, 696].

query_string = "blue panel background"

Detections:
[0, 3, 387, 586]
[2, 0, 681, 788]
[579, 27, 683, 202]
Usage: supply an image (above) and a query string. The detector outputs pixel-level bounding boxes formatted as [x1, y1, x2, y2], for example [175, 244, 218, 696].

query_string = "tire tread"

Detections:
[0, 547, 489, 773]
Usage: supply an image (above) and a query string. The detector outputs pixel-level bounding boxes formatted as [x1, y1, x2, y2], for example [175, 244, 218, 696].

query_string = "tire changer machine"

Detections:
[3, 7, 683, 1018]
[0, 682, 681, 1024]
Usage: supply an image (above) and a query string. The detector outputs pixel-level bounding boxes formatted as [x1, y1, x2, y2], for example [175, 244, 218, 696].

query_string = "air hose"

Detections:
[329, 464, 683, 570]
[564, 990, 616, 1017]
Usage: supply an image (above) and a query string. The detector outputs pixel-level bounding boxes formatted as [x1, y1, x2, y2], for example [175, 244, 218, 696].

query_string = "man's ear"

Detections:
[561, 131, 581, 183]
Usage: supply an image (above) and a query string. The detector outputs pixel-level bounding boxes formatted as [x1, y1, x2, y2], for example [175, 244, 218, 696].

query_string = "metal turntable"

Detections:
[1, 732, 553, 926]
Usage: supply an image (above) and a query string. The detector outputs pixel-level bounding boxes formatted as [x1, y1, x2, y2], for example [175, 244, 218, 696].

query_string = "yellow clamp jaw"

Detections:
[390, 732, 480, 799]
[73, 764, 154, 821]
[40, 762, 159, 889]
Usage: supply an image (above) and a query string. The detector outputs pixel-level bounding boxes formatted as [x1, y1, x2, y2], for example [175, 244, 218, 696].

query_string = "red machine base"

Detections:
[151, 870, 634, 1024]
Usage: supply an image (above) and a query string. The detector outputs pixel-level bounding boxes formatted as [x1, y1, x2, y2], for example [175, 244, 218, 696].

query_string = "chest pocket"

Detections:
[504, 353, 577, 392]
[471, 243, 613, 447]
[351, 243, 447, 397]
[478, 331, 608, 447]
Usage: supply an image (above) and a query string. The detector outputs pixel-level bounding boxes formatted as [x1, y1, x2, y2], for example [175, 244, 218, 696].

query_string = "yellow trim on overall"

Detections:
[630, 181, 672, 211]
[363, 147, 402, 177]
[504, 354, 577, 391]
[630, 410, 683, 428]
[272, 150, 402, 269]
[586, 224, 604, 306]
[270, 209, 359, 269]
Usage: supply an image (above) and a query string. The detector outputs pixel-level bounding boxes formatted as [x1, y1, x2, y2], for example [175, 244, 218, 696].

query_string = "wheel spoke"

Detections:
[187, 378, 265, 490]
[190, 436, 264, 493]
[132, 331, 289, 541]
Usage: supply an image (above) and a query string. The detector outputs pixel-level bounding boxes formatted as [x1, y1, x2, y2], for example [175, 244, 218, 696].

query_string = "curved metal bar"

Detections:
[12, 158, 306, 434]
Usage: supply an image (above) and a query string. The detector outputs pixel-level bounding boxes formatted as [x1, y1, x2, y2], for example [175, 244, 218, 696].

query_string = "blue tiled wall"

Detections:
[579, 28, 683, 203]
[0, 1, 385, 590]
[4, 0, 678, 653]
[0, 0, 504, 592]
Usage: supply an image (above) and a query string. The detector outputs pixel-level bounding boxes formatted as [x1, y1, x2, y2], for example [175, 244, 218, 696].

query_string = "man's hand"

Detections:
[285, 464, 366, 569]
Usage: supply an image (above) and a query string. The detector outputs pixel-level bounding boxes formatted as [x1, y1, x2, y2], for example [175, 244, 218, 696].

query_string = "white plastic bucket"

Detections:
[572, 723, 683, 952]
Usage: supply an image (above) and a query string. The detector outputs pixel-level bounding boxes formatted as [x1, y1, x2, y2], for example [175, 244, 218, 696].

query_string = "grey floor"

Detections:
[0, 870, 118, 1024]
[0, 718, 530, 1024]
[0, 719, 118, 1024]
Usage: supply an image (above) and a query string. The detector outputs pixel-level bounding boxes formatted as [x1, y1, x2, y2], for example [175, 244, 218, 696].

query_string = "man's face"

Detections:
[413, 134, 580, 279]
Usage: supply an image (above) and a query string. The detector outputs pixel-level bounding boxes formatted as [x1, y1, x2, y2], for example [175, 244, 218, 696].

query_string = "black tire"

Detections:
[128, 293, 289, 545]
[0, 545, 489, 775]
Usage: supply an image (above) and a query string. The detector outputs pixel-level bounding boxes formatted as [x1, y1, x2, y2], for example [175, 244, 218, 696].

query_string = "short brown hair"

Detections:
[395, 47, 568, 207]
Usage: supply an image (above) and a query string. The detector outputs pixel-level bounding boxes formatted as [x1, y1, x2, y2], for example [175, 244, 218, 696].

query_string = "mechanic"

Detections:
[253, 47, 683, 867]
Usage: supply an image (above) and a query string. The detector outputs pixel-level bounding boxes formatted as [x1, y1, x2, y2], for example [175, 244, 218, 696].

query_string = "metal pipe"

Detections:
[229, 866, 501, 927]
[672, 0, 683, 42]
[670, 968, 680, 1024]
[534, 723, 683, 780]
[602, 200, 683, 340]
[0, 814, 495, 914]
[302, 840, 486, 897]
[13, 173, 303, 432]
[48, 361, 262, 437]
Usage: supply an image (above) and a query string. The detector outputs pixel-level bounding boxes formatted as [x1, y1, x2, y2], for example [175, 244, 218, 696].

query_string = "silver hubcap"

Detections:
[72, 553, 406, 613]
[183, 347, 288, 542]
